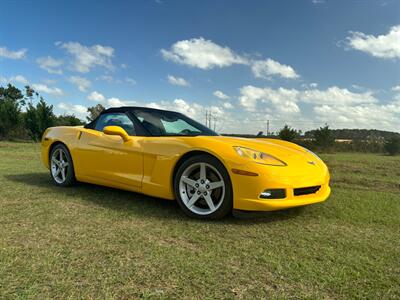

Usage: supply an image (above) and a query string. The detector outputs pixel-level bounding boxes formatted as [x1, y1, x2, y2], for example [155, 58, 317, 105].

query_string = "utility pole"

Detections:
[267, 120, 270, 136]
[213, 115, 217, 131]
[205, 110, 208, 127]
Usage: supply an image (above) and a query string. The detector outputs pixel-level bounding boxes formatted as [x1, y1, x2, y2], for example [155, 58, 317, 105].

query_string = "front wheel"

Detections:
[49, 144, 76, 187]
[174, 154, 233, 219]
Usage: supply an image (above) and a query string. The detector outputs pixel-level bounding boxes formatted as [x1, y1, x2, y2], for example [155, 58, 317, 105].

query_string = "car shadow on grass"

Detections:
[5, 172, 309, 225]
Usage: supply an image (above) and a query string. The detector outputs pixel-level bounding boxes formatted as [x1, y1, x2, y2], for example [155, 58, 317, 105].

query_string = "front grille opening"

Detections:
[294, 185, 321, 196]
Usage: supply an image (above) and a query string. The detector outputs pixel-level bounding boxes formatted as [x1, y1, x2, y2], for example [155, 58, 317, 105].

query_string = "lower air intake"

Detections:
[294, 186, 321, 196]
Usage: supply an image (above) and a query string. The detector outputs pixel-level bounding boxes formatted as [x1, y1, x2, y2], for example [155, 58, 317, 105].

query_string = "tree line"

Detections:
[276, 124, 400, 155]
[0, 84, 106, 142]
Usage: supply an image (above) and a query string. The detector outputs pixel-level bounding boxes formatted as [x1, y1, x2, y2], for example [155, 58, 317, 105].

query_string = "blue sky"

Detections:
[1, 0, 399, 133]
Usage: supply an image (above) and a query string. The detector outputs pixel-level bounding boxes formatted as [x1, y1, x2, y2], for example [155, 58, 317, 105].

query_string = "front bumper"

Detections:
[229, 162, 331, 211]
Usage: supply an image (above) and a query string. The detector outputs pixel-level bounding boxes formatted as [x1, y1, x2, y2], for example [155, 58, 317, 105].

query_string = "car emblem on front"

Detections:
[308, 161, 316, 165]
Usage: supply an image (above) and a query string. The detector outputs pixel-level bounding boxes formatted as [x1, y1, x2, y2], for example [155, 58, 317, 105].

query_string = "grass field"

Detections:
[0, 142, 399, 299]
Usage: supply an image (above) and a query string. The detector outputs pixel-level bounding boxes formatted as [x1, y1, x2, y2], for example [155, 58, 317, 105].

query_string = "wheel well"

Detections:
[48, 141, 67, 160]
[172, 150, 226, 187]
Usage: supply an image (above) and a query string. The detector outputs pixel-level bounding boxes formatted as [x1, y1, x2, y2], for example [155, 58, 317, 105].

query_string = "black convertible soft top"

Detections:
[100, 106, 175, 115]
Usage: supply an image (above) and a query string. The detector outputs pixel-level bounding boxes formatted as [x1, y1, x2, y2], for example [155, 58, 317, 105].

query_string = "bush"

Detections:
[56, 114, 84, 126]
[24, 99, 55, 141]
[0, 84, 24, 140]
[278, 125, 299, 142]
[384, 137, 400, 156]
[314, 125, 335, 149]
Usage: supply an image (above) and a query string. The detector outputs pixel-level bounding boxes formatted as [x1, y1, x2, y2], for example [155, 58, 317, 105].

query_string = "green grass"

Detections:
[0, 142, 399, 299]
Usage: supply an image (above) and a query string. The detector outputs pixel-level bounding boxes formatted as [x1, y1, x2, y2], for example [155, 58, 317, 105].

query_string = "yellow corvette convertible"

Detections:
[41, 106, 330, 219]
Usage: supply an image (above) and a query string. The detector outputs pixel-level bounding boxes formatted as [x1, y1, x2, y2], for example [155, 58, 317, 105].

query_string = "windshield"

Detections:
[130, 108, 218, 137]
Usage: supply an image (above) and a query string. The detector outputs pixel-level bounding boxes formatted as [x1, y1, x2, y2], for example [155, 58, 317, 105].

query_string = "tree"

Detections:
[278, 125, 299, 142]
[56, 114, 84, 126]
[0, 84, 24, 139]
[384, 136, 400, 156]
[87, 104, 105, 122]
[24, 98, 55, 141]
[314, 124, 335, 149]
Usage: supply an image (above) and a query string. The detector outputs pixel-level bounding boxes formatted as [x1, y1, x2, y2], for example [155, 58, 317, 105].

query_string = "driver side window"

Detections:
[94, 113, 136, 136]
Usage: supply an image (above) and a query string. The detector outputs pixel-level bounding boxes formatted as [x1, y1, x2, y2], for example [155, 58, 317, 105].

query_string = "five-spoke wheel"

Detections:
[175, 154, 232, 219]
[50, 144, 76, 186]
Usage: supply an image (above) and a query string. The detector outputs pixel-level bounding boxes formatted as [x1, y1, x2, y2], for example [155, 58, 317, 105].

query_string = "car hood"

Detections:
[201, 136, 326, 171]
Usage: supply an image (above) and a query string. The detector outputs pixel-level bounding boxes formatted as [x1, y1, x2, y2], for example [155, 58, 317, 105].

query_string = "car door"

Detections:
[75, 112, 143, 189]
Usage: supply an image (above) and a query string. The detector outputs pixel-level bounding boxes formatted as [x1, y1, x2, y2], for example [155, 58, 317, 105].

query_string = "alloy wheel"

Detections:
[179, 162, 226, 215]
[51, 148, 69, 184]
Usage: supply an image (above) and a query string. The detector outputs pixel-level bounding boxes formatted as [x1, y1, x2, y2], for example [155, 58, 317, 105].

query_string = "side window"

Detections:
[94, 113, 136, 136]
[161, 119, 201, 135]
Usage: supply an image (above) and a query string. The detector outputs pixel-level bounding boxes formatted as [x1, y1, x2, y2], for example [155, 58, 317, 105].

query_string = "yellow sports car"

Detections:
[41, 106, 331, 219]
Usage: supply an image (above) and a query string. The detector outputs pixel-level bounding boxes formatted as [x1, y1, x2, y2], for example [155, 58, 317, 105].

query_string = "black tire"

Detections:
[49, 144, 76, 187]
[174, 154, 233, 219]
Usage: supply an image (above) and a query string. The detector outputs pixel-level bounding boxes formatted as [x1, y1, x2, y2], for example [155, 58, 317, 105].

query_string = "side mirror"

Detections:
[103, 126, 131, 142]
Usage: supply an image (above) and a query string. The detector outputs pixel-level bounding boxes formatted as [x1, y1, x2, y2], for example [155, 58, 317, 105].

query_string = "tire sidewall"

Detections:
[49, 144, 76, 187]
[174, 154, 233, 219]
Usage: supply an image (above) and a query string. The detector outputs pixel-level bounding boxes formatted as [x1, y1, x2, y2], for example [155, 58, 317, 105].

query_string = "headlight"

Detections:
[233, 146, 287, 166]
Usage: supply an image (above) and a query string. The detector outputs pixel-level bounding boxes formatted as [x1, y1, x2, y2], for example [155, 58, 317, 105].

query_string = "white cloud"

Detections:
[12, 75, 29, 85]
[69, 76, 91, 92]
[302, 82, 318, 89]
[57, 102, 87, 118]
[161, 37, 247, 69]
[313, 101, 400, 130]
[57, 41, 114, 73]
[392, 85, 400, 92]
[43, 79, 58, 85]
[346, 25, 400, 59]
[0, 75, 29, 85]
[213, 90, 230, 100]
[239, 85, 377, 115]
[223, 102, 234, 109]
[311, 0, 325, 4]
[105, 96, 136, 107]
[0, 46, 27, 59]
[107, 97, 128, 107]
[86, 91, 136, 107]
[125, 77, 136, 85]
[251, 58, 299, 79]
[87, 91, 106, 102]
[300, 86, 377, 105]
[36, 56, 63, 74]
[171, 99, 201, 117]
[161, 37, 298, 80]
[239, 85, 300, 114]
[238, 84, 400, 132]
[32, 83, 64, 96]
[167, 75, 189, 86]
[96, 75, 115, 83]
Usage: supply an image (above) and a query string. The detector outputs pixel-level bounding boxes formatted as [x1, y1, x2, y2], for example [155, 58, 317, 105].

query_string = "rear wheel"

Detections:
[49, 144, 76, 187]
[174, 154, 232, 219]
